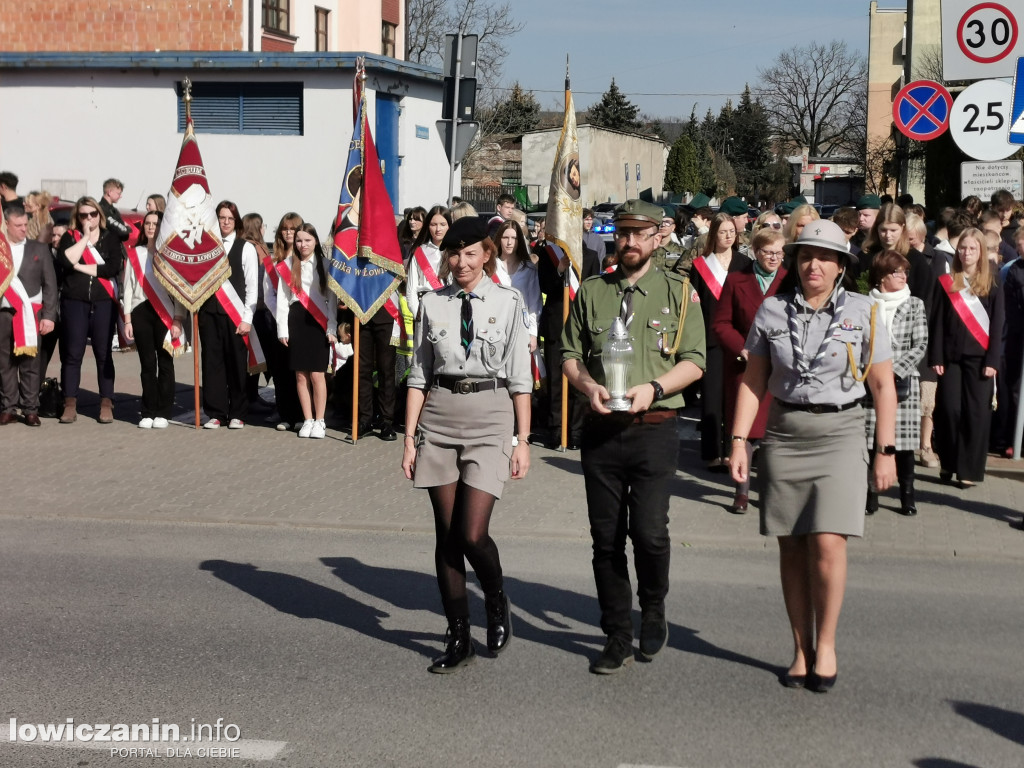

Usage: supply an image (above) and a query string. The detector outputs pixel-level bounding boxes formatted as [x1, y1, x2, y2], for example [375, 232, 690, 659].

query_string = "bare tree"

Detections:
[755, 40, 867, 158]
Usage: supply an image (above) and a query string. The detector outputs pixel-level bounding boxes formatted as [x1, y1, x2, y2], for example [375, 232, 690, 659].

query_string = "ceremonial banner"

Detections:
[545, 76, 583, 290]
[326, 65, 405, 323]
[154, 116, 228, 312]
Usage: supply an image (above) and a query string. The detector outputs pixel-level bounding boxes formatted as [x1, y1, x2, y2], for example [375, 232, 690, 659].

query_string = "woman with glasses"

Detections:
[690, 212, 748, 470]
[55, 196, 125, 424]
[930, 228, 1004, 487]
[122, 210, 186, 429]
[863, 251, 928, 515]
[711, 228, 787, 512]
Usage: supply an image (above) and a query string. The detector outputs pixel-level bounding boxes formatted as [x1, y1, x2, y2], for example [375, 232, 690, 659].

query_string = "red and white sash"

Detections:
[73, 231, 132, 349]
[413, 246, 443, 291]
[1, 278, 41, 356]
[275, 260, 331, 333]
[214, 282, 266, 374]
[261, 251, 280, 295]
[125, 246, 186, 357]
[692, 254, 727, 301]
[939, 273, 990, 349]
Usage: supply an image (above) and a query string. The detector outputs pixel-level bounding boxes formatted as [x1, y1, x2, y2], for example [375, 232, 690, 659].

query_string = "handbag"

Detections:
[894, 375, 911, 402]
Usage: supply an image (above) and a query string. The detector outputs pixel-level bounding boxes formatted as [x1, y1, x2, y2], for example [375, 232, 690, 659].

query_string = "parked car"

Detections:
[49, 197, 146, 247]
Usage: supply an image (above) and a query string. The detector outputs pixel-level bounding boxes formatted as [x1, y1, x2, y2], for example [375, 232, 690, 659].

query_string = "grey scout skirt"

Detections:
[759, 403, 869, 538]
[414, 384, 514, 499]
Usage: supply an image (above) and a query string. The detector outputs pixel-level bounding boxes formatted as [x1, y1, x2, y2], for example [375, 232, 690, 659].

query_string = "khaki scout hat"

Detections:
[783, 219, 854, 263]
[614, 199, 664, 227]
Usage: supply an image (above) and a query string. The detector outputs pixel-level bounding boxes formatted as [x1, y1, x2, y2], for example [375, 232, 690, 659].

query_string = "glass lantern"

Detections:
[603, 316, 634, 411]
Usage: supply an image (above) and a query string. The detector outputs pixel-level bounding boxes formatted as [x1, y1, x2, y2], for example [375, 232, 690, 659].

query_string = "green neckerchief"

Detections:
[752, 261, 777, 294]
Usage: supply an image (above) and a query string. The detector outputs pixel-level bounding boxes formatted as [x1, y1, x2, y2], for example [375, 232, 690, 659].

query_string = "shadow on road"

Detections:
[949, 700, 1024, 747]
[198, 559, 437, 658]
[913, 760, 982, 768]
[319, 556, 779, 678]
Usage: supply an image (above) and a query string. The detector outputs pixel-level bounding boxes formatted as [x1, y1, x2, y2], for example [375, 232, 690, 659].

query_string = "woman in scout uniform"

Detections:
[863, 250, 928, 516]
[404, 205, 449, 318]
[711, 227, 786, 513]
[690, 211, 747, 470]
[276, 223, 337, 440]
[929, 227, 1004, 487]
[730, 220, 898, 694]
[402, 217, 532, 674]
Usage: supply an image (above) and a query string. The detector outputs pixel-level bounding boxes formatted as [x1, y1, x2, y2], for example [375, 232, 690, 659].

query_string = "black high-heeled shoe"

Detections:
[808, 666, 837, 693]
[780, 651, 815, 689]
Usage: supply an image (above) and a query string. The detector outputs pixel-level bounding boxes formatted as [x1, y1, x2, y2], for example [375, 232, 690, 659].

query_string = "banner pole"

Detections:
[560, 282, 570, 451]
[193, 314, 201, 429]
[352, 316, 361, 442]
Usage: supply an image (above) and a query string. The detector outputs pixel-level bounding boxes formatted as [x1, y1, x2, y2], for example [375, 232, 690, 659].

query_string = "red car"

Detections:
[49, 198, 145, 247]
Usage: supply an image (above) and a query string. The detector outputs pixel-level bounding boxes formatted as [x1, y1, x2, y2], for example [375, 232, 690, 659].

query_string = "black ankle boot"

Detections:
[429, 618, 475, 673]
[866, 490, 879, 515]
[485, 591, 512, 654]
[899, 482, 917, 516]
[896, 451, 917, 516]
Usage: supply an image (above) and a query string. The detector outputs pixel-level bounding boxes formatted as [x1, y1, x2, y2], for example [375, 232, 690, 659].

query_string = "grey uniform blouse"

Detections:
[745, 291, 892, 406]
[408, 277, 533, 395]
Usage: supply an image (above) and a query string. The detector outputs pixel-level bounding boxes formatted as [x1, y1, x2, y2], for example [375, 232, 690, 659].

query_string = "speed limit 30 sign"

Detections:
[943, 1, 1024, 80]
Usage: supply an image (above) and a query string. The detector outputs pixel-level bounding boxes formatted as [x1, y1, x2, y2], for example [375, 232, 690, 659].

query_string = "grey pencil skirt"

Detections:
[414, 385, 515, 498]
[759, 403, 870, 538]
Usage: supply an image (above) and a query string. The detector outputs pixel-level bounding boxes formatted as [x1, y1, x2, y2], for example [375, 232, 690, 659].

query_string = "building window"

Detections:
[315, 7, 329, 51]
[178, 82, 303, 136]
[382, 21, 396, 57]
[262, 0, 289, 34]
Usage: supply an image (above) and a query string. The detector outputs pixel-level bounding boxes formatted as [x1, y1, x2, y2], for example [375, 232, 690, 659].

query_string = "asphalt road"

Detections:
[1, 517, 1021, 768]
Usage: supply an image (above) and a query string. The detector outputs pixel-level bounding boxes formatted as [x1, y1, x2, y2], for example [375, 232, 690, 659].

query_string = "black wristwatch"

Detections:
[649, 380, 665, 402]
[878, 444, 897, 456]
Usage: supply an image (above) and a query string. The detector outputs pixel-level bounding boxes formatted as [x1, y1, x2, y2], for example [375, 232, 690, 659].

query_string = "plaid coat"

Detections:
[865, 295, 928, 451]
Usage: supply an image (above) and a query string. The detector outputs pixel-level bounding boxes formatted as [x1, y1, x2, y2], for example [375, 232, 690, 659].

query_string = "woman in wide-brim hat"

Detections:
[730, 220, 898, 693]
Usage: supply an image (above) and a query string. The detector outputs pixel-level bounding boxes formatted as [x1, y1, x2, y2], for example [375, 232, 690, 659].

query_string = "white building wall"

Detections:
[522, 125, 669, 207]
[0, 66, 450, 236]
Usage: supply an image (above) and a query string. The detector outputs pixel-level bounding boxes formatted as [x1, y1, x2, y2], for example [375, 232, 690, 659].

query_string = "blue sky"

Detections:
[494, 0, 904, 119]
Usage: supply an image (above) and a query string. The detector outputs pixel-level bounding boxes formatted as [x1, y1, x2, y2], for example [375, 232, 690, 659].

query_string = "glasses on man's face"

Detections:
[79, 210, 99, 219]
[614, 230, 657, 243]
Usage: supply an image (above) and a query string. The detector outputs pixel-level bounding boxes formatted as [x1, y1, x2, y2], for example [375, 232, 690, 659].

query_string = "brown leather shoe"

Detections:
[59, 397, 77, 424]
[24, 413, 41, 427]
[0, 412, 16, 425]
[98, 397, 114, 424]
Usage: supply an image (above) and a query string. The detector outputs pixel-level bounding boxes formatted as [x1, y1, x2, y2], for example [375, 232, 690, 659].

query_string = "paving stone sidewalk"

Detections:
[3, 349, 1021, 560]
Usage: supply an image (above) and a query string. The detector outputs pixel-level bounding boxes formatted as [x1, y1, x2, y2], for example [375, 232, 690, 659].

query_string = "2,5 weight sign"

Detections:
[943, 0, 1024, 80]
[951, 79, 1019, 161]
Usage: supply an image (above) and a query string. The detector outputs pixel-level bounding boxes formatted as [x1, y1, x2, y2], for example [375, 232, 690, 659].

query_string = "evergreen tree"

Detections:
[684, 109, 715, 196]
[485, 81, 541, 135]
[586, 78, 643, 132]
[731, 85, 774, 201]
[664, 134, 700, 194]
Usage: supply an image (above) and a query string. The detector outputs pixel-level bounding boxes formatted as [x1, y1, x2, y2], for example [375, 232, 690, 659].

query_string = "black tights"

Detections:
[428, 481, 503, 620]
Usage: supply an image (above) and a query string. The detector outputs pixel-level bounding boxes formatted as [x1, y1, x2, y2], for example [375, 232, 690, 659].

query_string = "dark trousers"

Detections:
[60, 298, 115, 399]
[0, 309, 42, 413]
[253, 307, 300, 423]
[132, 300, 175, 419]
[996, 333, 1023, 449]
[699, 344, 725, 461]
[935, 356, 993, 481]
[357, 318, 396, 426]
[581, 415, 678, 639]
[198, 308, 248, 422]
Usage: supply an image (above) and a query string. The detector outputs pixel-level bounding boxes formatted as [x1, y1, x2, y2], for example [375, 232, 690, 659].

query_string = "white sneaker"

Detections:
[275, 422, 291, 432]
[298, 419, 314, 438]
[310, 419, 326, 439]
[152, 417, 169, 429]
[203, 418, 221, 429]
[228, 419, 245, 429]
[138, 417, 154, 429]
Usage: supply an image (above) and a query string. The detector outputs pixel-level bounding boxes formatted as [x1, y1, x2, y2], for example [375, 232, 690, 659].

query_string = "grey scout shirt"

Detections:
[745, 290, 891, 406]
[408, 276, 533, 394]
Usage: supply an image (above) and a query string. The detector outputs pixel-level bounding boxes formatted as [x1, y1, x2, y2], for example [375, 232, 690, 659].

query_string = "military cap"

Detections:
[856, 194, 881, 210]
[661, 205, 676, 218]
[719, 196, 748, 216]
[684, 192, 711, 211]
[614, 199, 664, 227]
[440, 216, 488, 251]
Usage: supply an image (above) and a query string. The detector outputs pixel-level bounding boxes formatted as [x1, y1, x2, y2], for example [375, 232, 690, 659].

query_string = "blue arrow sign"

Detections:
[1009, 56, 1024, 144]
